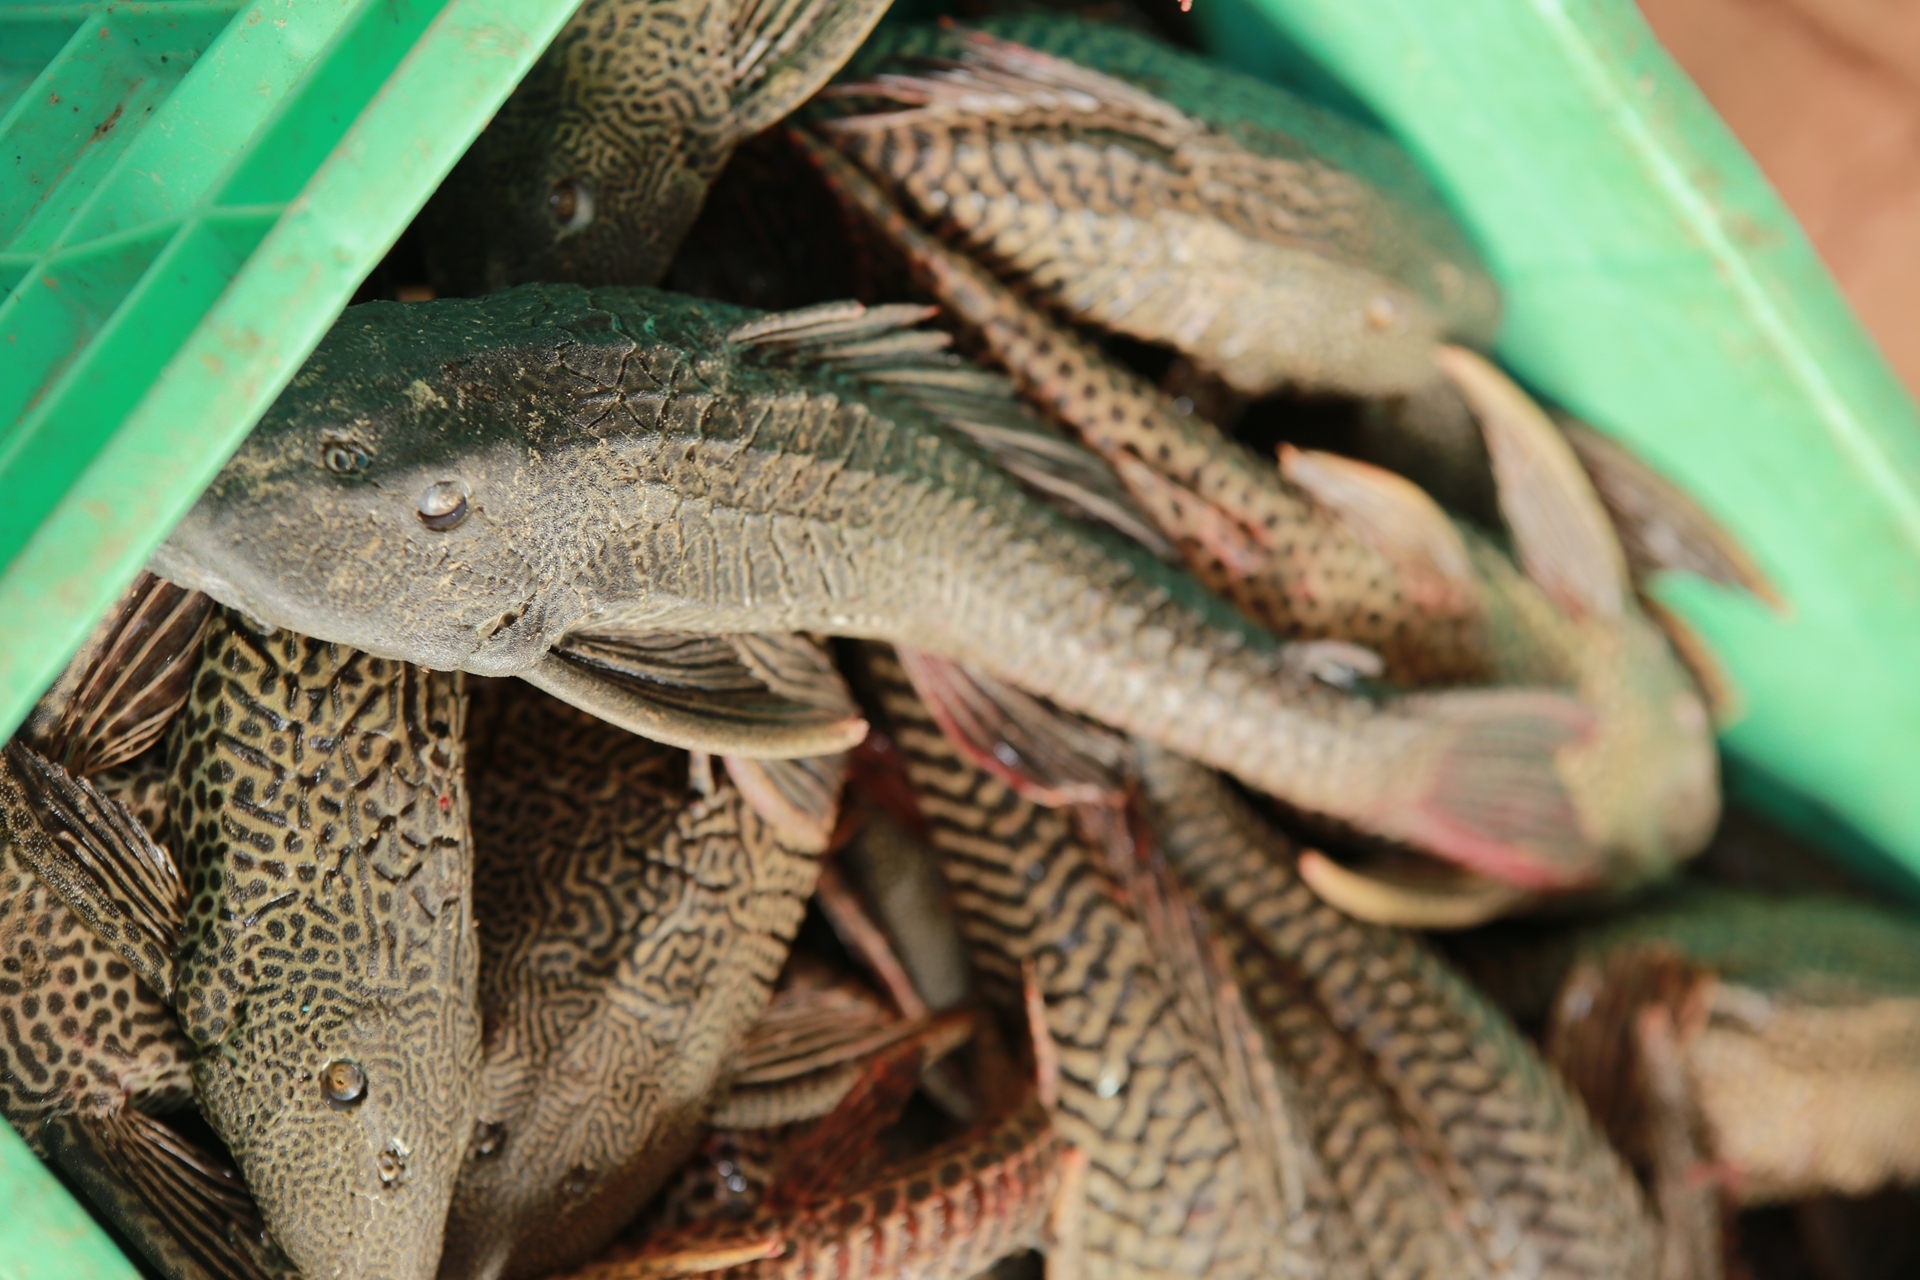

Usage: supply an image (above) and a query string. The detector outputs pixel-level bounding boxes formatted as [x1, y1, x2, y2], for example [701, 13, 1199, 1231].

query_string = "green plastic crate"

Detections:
[0, 0, 576, 1268]
[0, 0, 578, 753]
[1208, 0, 1920, 892]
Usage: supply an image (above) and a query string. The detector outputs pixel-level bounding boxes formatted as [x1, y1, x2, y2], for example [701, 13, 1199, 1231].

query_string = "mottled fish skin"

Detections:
[169, 611, 481, 1280]
[800, 110, 1717, 900]
[821, 17, 1500, 398]
[855, 644, 1367, 1280]
[1132, 745, 1662, 1280]
[152, 283, 1590, 879]
[444, 679, 819, 1280]
[419, 0, 891, 294]
[0, 759, 299, 1280]
[1452, 886, 1920, 1209]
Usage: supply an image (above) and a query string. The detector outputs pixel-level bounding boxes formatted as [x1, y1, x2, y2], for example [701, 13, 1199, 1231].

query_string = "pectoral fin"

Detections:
[24, 572, 211, 775]
[726, 0, 894, 140]
[1279, 444, 1481, 616]
[534, 630, 867, 759]
[723, 752, 848, 852]
[1436, 346, 1631, 619]
[0, 743, 183, 998]
[896, 648, 1127, 807]
[1560, 420, 1784, 612]
[1295, 848, 1535, 928]
[45, 1108, 297, 1280]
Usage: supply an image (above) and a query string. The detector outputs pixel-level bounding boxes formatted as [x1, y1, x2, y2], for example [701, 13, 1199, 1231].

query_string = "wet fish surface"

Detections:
[153, 283, 1593, 880]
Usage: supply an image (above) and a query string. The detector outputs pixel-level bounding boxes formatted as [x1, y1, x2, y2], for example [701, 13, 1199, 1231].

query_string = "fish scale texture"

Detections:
[1133, 746, 1659, 1280]
[168, 612, 480, 1280]
[861, 645, 1364, 1280]
[445, 680, 820, 1280]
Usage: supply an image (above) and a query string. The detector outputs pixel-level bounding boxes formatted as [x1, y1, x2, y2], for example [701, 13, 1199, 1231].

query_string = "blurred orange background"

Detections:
[1641, 0, 1920, 396]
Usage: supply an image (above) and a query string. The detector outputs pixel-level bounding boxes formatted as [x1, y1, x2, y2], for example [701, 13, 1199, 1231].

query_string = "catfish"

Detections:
[420, 0, 892, 293]
[151, 284, 1598, 884]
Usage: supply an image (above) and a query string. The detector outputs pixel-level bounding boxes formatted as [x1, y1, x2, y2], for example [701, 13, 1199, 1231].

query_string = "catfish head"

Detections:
[415, 0, 892, 295]
[154, 290, 607, 679]
[191, 1005, 475, 1280]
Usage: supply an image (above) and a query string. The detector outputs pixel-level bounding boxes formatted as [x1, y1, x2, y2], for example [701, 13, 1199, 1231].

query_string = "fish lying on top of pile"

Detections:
[153, 284, 1623, 896]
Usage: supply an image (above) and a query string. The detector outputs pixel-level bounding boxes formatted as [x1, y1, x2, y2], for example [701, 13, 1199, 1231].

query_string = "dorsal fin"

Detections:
[24, 572, 212, 775]
[817, 27, 1195, 145]
[896, 648, 1127, 807]
[1295, 848, 1534, 928]
[1, 742, 184, 998]
[1559, 419, 1786, 613]
[1279, 445, 1481, 616]
[726, 0, 893, 141]
[535, 629, 868, 759]
[723, 752, 848, 853]
[734, 298, 1177, 559]
[1436, 346, 1630, 619]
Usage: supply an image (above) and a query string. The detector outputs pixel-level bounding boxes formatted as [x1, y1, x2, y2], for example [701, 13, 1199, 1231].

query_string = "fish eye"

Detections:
[547, 178, 594, 234]
[418, 479, 471, 531]
[322, 440, 370, 474]
[321, 1059, 367, 1109]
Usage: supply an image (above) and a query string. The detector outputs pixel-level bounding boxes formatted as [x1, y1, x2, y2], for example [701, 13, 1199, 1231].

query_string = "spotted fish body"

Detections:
[444, 680, 820, 1280]
[855, 645, 1365, 1280]
[419, 0, 892, 293]
[0, 773, 190, 1153]
[1131, 746, 1661, 1280]
[821, 17, 1500, 399]
[169, 611, 481, 1280]
[154, 284, 1593, 882]
[803, 108, 1718, 902]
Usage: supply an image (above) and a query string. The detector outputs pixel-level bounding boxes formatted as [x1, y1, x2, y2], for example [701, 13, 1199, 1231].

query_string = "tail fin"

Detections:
[1387, 689, 1598, 890]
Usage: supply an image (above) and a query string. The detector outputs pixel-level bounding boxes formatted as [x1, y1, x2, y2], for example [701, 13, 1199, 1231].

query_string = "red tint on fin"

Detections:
[897, 648, 1126, 807]
[724, 753, 848, 852]
[1390, 689, 1598, 890]
[1108, 453, 1269, 580]
[763, 1034, 935, 1209]
[1279, 444, 1480, 616]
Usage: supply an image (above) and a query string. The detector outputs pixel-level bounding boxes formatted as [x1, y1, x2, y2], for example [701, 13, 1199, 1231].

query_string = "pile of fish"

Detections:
[4, 4, 1917, 1280]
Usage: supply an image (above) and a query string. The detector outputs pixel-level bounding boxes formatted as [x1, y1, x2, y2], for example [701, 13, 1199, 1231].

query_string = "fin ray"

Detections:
[1437, 346, 1629, 619]
[25, 572, 212, 775]
[1561, 419, 1786, 612]
[1, 743, 183, 997]
[723, 753, 848, 852]
[535, 631, 868, 758]
[896, 648, 1126, 807]
[1279, 445, 1480, 615]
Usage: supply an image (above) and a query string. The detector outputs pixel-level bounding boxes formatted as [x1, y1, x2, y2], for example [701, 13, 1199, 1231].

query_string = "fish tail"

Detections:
[1381, 689, 1598, 889]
